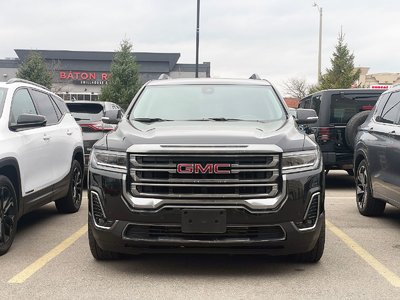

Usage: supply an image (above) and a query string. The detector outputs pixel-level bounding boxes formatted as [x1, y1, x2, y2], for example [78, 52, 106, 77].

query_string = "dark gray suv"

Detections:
[354, 85, 400, 216]
[88, 77, 325, 262]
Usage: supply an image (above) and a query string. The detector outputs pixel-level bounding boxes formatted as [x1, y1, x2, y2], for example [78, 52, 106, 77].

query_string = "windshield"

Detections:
[66, 103, 104, 122]
[130, 85, 286, 122]
[0, 88, 7, 118]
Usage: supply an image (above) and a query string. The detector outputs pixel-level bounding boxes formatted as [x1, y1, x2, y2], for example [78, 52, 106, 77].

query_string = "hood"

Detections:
[97, 117, 315, 153]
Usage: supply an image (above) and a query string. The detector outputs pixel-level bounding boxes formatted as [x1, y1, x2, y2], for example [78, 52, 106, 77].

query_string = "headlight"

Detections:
[282, 149, 321, 174]
[91, 149, 127, 172]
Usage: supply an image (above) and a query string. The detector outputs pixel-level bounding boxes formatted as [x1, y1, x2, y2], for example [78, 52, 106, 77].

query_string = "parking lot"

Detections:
[0, 171, 399, 299]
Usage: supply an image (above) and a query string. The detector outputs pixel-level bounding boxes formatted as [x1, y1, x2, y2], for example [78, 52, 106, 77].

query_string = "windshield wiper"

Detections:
[188, 117, 245, 121]
[187, 118, 267, 122]
[73, 117, 91, 121]
[132, 117, 171, 123]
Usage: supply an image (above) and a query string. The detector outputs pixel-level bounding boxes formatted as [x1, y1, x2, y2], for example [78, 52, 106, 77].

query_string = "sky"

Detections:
[1, 0, 399, 92]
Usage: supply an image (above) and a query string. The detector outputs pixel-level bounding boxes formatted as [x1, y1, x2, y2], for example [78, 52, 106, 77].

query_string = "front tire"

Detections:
[293, 220, 325, 263]
[55, 160, 83, 214]
[356, 160, 386, 216]
[88, 224, 120, 260]
[0, 175, 18, 256]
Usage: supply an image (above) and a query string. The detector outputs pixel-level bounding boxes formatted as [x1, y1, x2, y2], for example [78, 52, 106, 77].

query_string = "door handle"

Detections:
[389, 130, 396, 135]
[368, 127, 374, 132]
[43, 135, 51, 141]
[67, 129, 73, 136]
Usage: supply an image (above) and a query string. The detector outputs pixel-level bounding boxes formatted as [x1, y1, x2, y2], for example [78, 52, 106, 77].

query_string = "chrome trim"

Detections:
[291, 192, 321, 232]
[130, 167, 278, 174]
[130, 154, 279, 169]
[131, 169, 279, 184]
[122, 144, 286, 210]
[132, 182, 278, 187]
[90, 191, 117, 230]
[127, 144, 283, 154]
[121, 222, 287, 243]
[131, 183, 279, 198]
[122, 174, 287, 210]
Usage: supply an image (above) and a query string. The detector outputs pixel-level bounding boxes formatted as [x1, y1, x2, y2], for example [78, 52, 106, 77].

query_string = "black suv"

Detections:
[88, 77, 325, 262]
[299, 89, 384, 174]
[354, 85, 400, 216]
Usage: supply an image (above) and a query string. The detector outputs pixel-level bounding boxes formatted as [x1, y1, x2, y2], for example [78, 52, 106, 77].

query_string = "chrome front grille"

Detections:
[129, 153, 281, 199]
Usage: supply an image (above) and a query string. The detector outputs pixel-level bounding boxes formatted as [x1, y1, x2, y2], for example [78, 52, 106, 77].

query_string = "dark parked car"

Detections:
[354, 85, 400, 216]
[299, 89, 384, 175]
[66, 101, 122, 168]
[88, 76, 325, 262]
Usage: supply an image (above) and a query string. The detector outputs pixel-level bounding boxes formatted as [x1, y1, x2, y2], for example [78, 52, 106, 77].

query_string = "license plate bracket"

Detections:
[181, 209, 226, 233]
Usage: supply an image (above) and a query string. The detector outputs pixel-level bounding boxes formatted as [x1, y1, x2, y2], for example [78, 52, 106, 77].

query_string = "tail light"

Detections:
[361, 105, 374, 111]
[80, 122, 115, 132]
[318, 127, 331, 142]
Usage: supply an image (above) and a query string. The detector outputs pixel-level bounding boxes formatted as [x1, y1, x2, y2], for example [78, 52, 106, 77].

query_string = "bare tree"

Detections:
[282, 78, 310, 99]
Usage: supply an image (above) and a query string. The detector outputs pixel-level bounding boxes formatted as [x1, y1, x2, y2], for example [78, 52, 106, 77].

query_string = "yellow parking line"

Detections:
[8, 225, 88, 284]
[326, 220, 400, 288]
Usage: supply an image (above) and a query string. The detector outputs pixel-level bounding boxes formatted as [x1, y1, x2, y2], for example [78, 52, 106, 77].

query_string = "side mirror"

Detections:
[102, 109, 122, 125]
[10, 114, 47, 130]
[295, 109, 318, 125]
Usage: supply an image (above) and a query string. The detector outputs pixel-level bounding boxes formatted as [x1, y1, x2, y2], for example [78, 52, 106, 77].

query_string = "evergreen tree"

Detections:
[100, 40, 141, 108]
[16, 51, 53, 88]
[316, 31, 360, 91]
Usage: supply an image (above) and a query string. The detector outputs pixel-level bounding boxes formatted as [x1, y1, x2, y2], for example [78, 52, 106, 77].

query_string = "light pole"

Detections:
[313, 2, 322, 84]
[195, 0, 200, 78]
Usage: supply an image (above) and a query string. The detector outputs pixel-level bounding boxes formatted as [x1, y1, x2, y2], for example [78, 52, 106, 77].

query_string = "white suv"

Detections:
[0, 79, 84, 255]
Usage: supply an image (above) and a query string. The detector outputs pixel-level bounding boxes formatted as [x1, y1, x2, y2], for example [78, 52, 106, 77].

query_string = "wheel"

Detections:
[55, 160, 83, 213]
[346, 169, 354, 176]
[0, 175, 18, 256]
[356, 160, 386, 216]
[345, 111, 370, 150]
[293, 220, 325, 263]
[88, 224, 120, 260]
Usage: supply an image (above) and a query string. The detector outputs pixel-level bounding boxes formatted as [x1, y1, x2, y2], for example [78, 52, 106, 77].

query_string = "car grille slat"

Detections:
[129, 153, 281, 199]
[124, 224, 286, 241]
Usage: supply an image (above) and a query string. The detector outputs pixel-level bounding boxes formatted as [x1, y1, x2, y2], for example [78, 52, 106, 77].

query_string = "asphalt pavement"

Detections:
[0, 171, 399, 299]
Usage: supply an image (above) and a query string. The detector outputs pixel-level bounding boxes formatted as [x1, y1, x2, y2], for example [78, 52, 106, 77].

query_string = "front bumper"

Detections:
[88, 165, 325, 255]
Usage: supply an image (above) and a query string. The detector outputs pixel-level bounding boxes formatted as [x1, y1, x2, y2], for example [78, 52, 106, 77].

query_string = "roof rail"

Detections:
[388, 83, 400, 91]
[6, 78, 49, 90]
[158, 73, 171, 80]
[249, 73, 261, 80]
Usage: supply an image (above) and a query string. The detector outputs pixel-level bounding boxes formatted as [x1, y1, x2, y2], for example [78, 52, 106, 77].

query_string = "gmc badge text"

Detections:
[88, 77, 325, 262]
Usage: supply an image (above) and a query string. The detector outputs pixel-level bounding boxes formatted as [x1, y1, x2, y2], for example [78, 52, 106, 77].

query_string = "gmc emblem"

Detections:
[177, 163, 231, 174]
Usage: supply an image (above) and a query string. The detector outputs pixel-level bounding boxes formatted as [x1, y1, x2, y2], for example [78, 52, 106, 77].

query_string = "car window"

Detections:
[311, 95, 321, 115]
[52, 98, 62, 120]
[330, 93, 382, 124]
[51, 94, 69, 115]
[30, 90, 59, 125]
[10, 88, 37, 124]
[377, 91, 400, 124]
[130, 85, 286, 122]
[0, 87, 7, 118]
[66, 103, 104, 122]
[373, 93, 390, 118]
[299, 96, 311, 109]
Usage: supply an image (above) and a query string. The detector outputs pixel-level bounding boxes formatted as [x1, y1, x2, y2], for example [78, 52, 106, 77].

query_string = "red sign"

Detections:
[59, 71, 109, 81]
[370, 85, 390, 89]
